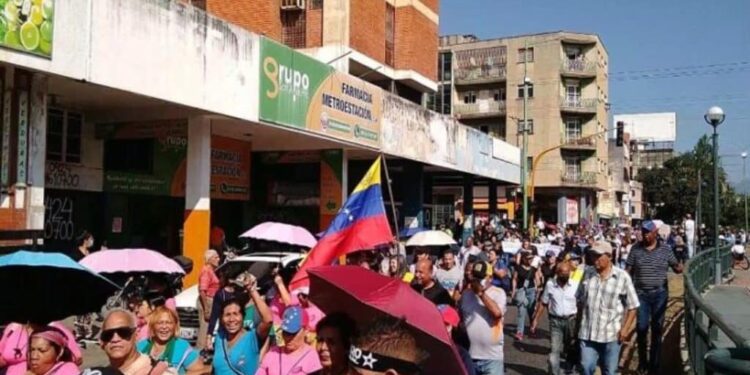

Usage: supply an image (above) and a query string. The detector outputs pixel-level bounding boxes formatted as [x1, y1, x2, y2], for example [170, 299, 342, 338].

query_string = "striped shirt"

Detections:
[577, 266, 639, 343]
[626, 242, 678, 290]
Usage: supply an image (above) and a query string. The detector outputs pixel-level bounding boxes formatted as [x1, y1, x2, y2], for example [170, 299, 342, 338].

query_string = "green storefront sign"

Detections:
[0, 0, 55, 58]
[259, 37, 381, 148]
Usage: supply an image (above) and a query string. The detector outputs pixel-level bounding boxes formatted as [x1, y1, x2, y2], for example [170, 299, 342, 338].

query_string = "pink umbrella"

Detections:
[80, 248, 185, 275]
[239, 221, 317, 248]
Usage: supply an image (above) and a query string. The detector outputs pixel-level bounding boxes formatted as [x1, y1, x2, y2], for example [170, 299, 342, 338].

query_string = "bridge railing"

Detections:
[684, 244, 750, 374]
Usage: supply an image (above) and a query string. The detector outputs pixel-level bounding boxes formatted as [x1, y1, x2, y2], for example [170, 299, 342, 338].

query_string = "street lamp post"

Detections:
[705, 106, 725, 285]
[743, 152, 748, 238]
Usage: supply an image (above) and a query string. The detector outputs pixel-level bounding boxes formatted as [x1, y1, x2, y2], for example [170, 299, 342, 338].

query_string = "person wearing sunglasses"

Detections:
[27, 326, 79, 375]
[100, 309, 168, 375]
[136, 307, 207, 375]
[0, 322, 81, 375]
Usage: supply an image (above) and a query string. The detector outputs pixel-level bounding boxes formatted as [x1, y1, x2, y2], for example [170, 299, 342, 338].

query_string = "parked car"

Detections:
[174, 251, 305, 344]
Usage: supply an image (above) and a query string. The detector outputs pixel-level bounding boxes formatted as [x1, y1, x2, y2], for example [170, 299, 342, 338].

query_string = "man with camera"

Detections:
[459, 261, 507, 375]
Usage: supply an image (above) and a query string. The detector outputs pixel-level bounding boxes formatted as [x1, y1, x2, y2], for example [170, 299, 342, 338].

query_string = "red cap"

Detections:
[437, 304, 460, 327]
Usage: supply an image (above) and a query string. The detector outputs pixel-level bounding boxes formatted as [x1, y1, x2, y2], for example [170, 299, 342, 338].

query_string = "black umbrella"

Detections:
[0, 250, 120, 324]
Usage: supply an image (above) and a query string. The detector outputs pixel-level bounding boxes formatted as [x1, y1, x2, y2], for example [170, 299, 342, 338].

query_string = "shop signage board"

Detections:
[0, 0, 55, 58]
[98, 120, 251, 200]
[566, 198, 579, 225]
[16, 90, 28, 183]
[259, 38, 381, 148]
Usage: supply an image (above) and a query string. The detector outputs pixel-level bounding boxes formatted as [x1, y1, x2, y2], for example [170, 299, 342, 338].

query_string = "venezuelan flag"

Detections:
[290, 157, 393, 290]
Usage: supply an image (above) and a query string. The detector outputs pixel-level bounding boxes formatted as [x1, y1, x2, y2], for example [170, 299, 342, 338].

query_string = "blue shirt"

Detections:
[213, 329, 260, 375]
[491, 258, 511, 292]
[136, 338, 198, 375]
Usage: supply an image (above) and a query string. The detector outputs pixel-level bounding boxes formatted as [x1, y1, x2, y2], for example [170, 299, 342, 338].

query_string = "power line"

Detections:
[609, 61, 750, 76]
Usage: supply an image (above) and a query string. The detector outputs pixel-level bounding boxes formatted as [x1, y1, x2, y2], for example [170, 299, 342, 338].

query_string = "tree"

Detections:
[639, 135, 747, 229]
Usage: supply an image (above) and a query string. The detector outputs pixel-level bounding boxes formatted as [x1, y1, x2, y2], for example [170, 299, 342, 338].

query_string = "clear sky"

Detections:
[440, 0, 750, 183]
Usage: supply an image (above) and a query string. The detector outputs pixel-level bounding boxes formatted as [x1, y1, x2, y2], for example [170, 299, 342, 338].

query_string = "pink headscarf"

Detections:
[30, 329, 67, 350]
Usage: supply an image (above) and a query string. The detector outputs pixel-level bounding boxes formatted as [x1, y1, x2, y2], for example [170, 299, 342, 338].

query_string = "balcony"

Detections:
[560, 97, 597, 114]
[454, 67, 507, 85]
[561, 171, 598, 187]
[560, 134, 597, 151]
[454, 101, 506, 119]
[281, 0, 305, 10]
[561, 59, 597, 78]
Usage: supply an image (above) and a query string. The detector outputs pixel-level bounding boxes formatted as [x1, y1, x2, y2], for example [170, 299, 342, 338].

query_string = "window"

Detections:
[517, 83, 533, 98]
[565, 158, 581, 178]
[440, 85, 451, 114]
[385, 4, 395, 66]
[566, 81, 580, 102]
[281, 11, 306, 48]
[565, 117, 581, 140]
[463, 91, 476, 104]
[493, 88, 506, 102]
[518, 47, 534, 63]
[309, 0, 323, 9]
[438, 52, 452, 82]
[46, 108, 82, 164]
[518, 119, 533, 135]
[104, 138, 154, 174]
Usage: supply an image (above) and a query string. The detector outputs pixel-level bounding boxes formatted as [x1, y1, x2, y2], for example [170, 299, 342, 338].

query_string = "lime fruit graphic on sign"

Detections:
[0, 0, 53, 57]
[259, 38, 381, 148]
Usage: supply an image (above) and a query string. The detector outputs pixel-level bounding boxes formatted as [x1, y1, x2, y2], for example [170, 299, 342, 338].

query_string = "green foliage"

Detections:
[640, 135, 747, 228]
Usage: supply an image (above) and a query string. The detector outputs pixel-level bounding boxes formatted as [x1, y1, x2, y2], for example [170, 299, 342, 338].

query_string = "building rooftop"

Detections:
[440, 30, 607, 54]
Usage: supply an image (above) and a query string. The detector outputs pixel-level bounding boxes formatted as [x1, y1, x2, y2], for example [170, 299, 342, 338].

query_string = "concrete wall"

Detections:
[381, 92, 520, 183]
[0, 0, 260, 124]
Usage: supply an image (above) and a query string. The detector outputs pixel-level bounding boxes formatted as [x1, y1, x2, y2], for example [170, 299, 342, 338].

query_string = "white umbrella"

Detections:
[405, 230, 457, 247]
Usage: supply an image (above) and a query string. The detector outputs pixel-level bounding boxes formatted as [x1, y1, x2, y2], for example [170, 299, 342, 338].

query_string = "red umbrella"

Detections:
[308, 266, 467, 375]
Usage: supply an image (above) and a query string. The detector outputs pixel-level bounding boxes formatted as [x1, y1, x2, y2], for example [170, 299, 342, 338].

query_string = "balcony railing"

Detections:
[453, 101, 506, 117]
[454, 66, 507, 83]
[560, 97, 597, 112]
[561, 134, 597, 149]
[561, 171, 597, 186]
[561, 59, 597, 75]
[281, 0, 305, 10]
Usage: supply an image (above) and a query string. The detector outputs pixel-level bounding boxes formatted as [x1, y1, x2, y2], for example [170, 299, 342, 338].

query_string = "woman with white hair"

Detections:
[197, 249, 220, 349]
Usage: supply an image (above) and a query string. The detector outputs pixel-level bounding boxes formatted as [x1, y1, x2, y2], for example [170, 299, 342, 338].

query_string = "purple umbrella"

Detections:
[80, 248, 185, 275]
[239, 222, 317, 248]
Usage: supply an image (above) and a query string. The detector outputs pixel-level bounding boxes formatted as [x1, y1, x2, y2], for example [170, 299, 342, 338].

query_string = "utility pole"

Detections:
[521, 40, 530, 232]
[696, 168, 702, 250]
[743, 152, 748, 237]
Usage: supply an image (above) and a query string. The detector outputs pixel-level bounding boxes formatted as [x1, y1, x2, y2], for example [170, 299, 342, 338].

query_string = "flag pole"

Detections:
[380, 153, 400, 239]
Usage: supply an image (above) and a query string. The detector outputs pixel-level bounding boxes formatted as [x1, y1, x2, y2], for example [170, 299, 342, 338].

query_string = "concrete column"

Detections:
[557, 195, 567, 226]
[488, 181, 498, 217]
[183, 116, 211, 286]
[462, 174, 474, 243]
[400, 161, 424, 229]
[26, 73, 47, 230]
[320, 149, 346, 231]
[423, 174, 433, 229]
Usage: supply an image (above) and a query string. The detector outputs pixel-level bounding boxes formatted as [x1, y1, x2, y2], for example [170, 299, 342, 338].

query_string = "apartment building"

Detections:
[613, 112, 677, 176]
[435, 31, 610, 225]
[188, 0, 439, 104]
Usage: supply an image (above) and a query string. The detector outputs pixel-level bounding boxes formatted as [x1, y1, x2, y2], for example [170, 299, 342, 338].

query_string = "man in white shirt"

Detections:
[531, 262, 578, 375]
[459, 236, 481, 269]
[684, 214, 696, 258]
[460, 261, 507, 375]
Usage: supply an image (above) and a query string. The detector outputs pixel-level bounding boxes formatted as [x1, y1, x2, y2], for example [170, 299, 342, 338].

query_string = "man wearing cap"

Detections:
[530, 262, 577, 375]
[256, 305, 323, 374]
[578, 241, 639, 375]
[459, 261, 507, 375]
[626, 220, 682, 374]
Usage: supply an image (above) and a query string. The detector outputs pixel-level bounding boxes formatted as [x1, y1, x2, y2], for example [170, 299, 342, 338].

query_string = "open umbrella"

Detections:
[308, 266, 467, 375]
[0, 250, 119, 324]
[405, 230, 457, 247]
[80, 248, 185, 275]
[239, 222, 317, 248]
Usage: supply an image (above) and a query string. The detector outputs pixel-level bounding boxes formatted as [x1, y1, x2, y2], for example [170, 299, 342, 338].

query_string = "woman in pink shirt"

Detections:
[0, 323, 81, 375]
[26, 327, 79, 375]
[256, 306, 322, 375]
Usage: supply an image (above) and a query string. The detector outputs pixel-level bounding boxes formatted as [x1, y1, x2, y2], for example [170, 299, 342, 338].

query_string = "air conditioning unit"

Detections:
[281, 0, 305, 10]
